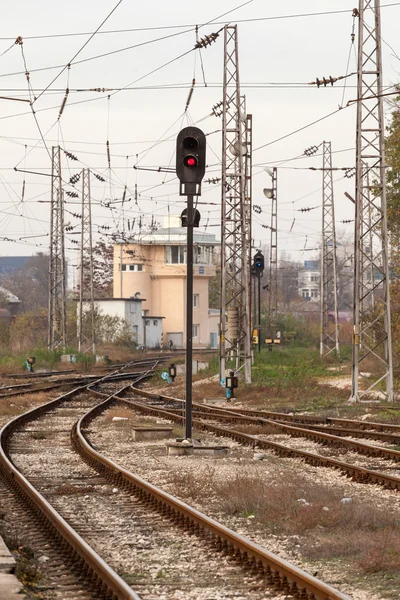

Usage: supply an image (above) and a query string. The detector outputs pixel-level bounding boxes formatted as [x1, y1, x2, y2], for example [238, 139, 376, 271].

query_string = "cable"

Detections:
[34, 0, 123, 103]
[1, 2, 399, 41]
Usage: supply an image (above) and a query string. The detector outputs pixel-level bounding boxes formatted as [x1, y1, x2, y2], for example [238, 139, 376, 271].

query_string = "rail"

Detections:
[0, 363, 156, 599]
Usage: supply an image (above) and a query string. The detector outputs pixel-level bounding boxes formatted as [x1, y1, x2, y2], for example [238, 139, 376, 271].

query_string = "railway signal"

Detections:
[176, 127, 206, 440]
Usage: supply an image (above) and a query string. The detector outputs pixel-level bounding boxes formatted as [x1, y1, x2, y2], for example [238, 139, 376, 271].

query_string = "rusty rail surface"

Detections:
[125, 389, 400, 491]
[207, 405, 400, 434]
[0, 363, 156, 600]
[126, 389, 400, 462]
[73, 393, 352, 600]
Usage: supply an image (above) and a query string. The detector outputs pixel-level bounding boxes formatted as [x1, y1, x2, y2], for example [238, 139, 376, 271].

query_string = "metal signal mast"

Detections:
[219, 25, 252, 384]
[320, 141, 340, 357]
[351, 0, 393, 401]
[266, 167, 278, 336]
[48, 146, 67, 349]
[78, 169, 96, 354]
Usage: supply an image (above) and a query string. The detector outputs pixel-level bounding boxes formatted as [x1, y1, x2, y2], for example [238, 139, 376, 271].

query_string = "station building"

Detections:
[113, 223, 219, 349]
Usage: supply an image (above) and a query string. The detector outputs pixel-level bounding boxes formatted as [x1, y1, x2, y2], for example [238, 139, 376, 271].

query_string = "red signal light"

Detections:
[184, 155, 197, 167]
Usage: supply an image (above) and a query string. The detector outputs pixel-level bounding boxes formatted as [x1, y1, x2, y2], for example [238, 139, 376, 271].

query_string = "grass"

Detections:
[213, 469, 400, 576]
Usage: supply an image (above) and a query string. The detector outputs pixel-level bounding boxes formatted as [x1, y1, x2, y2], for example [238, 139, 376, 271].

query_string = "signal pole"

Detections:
[220, 25, 252, 384]
[48, 146, 66, 349]
[320, 142, 340, 357]
[176, 127, 206, 439]
[351, 0, 393, 401]
[265, 168, 278, 337]
[78, 169, 95, 355]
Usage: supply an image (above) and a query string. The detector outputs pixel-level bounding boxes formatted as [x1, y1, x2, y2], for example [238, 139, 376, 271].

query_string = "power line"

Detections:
[2, 2, 399, 41]
[34, 0, 124, 103]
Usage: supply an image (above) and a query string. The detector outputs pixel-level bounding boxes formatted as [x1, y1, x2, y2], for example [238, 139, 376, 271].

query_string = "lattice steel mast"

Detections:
[351, 0, 393, 401]
[320, 142, 340, 357]
[219, 25, 252, 383]
[267, 168, 278, 336]
[78, 169, 95, 354]
[48, 146, 66, 349]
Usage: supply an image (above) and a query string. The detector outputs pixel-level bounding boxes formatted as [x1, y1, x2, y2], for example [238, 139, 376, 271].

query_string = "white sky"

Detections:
[0, 0, 400, 281]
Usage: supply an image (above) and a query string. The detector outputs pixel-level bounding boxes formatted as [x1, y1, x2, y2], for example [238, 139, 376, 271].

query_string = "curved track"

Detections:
[0, 363, 151, 600]
[0, 364, 353, 600]
[124, 387, 400, 491]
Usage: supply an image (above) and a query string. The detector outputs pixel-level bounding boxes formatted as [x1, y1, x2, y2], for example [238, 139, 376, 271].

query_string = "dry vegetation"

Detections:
[167, 466, 400, 577]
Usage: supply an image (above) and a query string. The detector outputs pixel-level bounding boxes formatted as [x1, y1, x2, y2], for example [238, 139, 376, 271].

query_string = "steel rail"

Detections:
[125, 389, 400, 462]
[0, 363, 156, 600]
[124, 393, 400, 491]
[204, 406, 400, 434]
[73, 392, 352, 600]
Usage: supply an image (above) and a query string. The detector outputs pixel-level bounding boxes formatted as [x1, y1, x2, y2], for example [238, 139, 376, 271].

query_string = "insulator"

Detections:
[94, 173, 105, 182]
[106, 141, 111, 168]
[227, 307, 239, 342]
[345, 168, 356, 178]
[194, 31, 219, 49]
[65, 191, 78, 198]
[65, 151, 78, 161]
[58, 88, 69, 119]
[69, 173, 81, 185]
[253, 205, 262, 214]
[304, 145, 319, 157]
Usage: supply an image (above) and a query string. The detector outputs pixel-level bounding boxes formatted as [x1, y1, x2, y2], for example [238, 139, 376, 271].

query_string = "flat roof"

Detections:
[92, 297, 146, 302]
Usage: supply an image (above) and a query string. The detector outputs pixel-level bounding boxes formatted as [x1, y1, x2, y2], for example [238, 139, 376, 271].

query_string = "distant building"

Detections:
[113, 223, 219, 349]
[78, 297, 163, 348]
[0, 286, 21, 316]
[298, 260, 320, 301]
[0, 257, 32, 279]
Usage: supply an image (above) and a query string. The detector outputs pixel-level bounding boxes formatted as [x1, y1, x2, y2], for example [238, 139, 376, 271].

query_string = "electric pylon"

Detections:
[320, 142, 340, 357]
[78, 169, 96, 355]
[351, 0, 393, 401]
[267, 167, 278, 337]
[48, 146, 67, 349]
[219, 25, 252, 384]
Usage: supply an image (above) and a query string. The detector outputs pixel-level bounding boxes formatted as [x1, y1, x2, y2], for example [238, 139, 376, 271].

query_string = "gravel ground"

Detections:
[8, 396, 293, 600]
[88, 405, 400, 600]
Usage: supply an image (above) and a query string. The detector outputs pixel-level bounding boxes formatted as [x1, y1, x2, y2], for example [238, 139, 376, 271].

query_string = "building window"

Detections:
[311, 289, 318, 299]
[302, 289, 310, 298]
[166, 245, 186, 264]
[121, 264, 143, 272]
[193, 294, 199, 308]
[153, 320, 158, 326]
[145, 319, 150, 326]
[193, 324, 199, 338]
[311, 275, 318, 282]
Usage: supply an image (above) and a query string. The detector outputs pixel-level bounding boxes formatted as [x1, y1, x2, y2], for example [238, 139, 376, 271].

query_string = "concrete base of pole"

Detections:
[165, 441, 194, 456]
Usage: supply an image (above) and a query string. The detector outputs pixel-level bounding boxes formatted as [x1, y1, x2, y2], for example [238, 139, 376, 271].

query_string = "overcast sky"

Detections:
[1, 0, 400, 282]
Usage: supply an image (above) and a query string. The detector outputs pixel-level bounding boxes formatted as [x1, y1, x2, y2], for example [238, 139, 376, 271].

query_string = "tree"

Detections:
[79, 239, 114, 298]
[384, 91, 400, 375]
[1, 253, 49, 312]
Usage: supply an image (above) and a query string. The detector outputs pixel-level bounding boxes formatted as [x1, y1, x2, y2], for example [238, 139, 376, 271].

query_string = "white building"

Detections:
[298, 260, 320, 301]
[78, 296, 163, 348]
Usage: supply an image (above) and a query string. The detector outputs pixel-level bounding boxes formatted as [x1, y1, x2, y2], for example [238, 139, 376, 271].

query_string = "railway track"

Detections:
[0, 362, 353, 599]
[0, 362, 154, 600]
[124, 387, 400, 491]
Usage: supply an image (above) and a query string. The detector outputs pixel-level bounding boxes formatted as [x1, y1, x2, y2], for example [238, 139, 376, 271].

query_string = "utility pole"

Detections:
[320, 142, 340, 357]
[78, 169, 95, 355]
[351, 0, 393, 401]
[48, 146, 66, 349]
[220, 25, 252, 384]
[265, 168, 278, 337]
